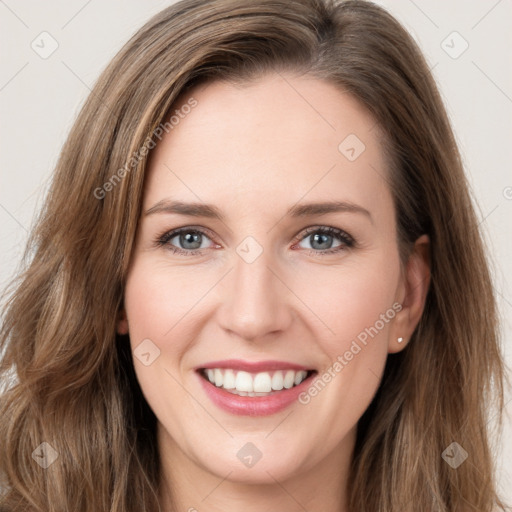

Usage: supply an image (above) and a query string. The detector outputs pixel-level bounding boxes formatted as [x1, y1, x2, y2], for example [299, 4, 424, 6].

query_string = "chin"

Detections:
[197, 440, 310, 484]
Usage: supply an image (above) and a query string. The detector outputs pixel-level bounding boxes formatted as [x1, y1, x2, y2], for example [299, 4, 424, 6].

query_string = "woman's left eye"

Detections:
[292, 226, 355, 254]
[156, 226, 355, 255]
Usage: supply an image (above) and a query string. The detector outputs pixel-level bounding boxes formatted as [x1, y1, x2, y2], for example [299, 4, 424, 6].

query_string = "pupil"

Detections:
[181, 232, 201, 249]
[311, 233, 332, 250]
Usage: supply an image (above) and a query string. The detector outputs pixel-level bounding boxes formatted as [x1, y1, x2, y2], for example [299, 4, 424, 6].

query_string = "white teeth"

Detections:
[283, 370, 295, 389]
[253, 372, 272, 392]
[271, 371, 284, 390]
[214, 368, 223, 387]
[294, 370, 307, 385]
[202, 368, 311, 394]
[223, 369, 236, 389]
[235, 371, 253, 392]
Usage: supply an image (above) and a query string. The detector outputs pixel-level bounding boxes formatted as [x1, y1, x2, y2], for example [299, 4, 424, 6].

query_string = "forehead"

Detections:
[143, 73, 391, 220]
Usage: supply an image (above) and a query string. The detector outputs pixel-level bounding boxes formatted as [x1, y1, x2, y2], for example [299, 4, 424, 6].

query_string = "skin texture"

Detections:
[117, 73, 430, 512]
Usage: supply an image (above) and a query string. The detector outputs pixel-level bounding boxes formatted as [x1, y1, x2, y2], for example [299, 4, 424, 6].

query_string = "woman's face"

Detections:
[119, 73, 428, 485]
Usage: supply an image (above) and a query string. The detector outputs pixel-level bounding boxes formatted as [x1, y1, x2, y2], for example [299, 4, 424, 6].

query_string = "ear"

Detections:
[388, 234, 430, 354]
[116, 306, 129, 335]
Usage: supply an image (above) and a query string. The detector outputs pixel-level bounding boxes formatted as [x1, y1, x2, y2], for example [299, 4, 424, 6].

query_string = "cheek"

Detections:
[123, 258, 211, 343]
[292, 250, 400, 429]
[122, 259, 200, 430]
[291, 251, 400, 355]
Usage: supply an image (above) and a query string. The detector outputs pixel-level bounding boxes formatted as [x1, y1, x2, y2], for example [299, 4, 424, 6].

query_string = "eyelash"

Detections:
[155, 225, 356, 256]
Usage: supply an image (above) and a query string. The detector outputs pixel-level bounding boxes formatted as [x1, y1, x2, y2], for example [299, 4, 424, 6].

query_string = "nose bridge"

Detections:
[217, 240, 292, 341]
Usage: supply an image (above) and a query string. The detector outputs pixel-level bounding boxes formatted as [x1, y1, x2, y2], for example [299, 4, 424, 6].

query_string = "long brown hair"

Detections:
[1, 0, 509, 510]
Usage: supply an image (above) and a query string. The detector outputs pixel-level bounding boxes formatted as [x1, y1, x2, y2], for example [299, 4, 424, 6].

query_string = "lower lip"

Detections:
[196, 371, 316, 416]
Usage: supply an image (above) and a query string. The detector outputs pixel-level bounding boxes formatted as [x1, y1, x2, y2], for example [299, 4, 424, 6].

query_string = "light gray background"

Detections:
[1, 0, 511, 502]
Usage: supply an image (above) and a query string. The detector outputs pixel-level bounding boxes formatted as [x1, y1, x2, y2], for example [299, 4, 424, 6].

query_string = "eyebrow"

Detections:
[144, 199, 373, 223]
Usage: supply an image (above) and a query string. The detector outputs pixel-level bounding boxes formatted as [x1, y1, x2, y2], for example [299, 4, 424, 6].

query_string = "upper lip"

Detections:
[195, 359, 314, 373]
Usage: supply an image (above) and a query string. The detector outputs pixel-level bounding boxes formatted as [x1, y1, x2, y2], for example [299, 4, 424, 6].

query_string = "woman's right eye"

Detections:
[156, 228, 215, 255]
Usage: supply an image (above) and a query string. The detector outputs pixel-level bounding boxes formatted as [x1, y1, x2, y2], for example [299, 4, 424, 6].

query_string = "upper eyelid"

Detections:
[162, 225, 217, 241]
[296, 225, 353, 239]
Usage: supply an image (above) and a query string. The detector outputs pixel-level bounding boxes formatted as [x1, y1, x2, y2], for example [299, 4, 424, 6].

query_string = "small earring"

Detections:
[397, 337, 404, 343]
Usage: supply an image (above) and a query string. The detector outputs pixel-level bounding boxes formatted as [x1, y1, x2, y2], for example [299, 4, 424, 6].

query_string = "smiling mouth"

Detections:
[198, 368, 317, 397]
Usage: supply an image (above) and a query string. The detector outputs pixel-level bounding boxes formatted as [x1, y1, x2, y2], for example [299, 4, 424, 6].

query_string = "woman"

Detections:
[0, 0, 509, 510]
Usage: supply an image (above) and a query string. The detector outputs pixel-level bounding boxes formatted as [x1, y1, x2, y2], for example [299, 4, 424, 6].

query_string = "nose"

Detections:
[216, 246, 293, 342]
